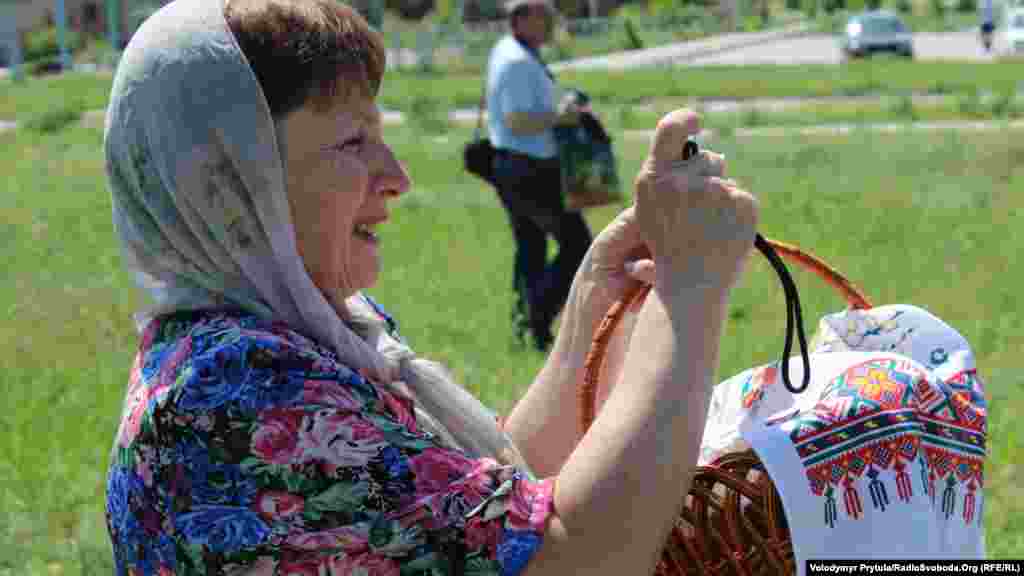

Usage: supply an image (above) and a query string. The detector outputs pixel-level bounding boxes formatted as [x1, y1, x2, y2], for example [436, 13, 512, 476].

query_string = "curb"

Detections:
[667, 25, 815, 67]
[7, 108, 1021, 136]
[433, 92, 1004, 126]
[8, 115, 1019, 137]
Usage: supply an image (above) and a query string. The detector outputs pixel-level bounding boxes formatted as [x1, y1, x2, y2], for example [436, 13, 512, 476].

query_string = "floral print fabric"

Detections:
[106, 309, 554, 575]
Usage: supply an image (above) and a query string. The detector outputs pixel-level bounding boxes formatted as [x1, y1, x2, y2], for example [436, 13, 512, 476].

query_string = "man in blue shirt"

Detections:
[487, 0, 592, 351]
[980, 0, 995, 51]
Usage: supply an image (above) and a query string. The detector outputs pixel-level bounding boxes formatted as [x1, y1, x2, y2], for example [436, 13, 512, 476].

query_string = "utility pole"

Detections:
[363, 0, 383, 30]
[107, 0, 121, 55]
[56, 0, 71, 70]
[0, 1, 24, 81]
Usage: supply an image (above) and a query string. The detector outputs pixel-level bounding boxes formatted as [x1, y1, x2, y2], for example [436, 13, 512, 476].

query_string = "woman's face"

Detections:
[282, 91, 411, 313]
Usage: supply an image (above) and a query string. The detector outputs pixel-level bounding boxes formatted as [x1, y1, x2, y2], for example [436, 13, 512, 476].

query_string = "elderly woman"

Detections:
[103, 0, 754, 573]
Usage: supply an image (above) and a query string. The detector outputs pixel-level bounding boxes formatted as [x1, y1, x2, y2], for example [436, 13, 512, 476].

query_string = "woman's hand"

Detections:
[557, 110, 732, 352]
[507, 109, 751, 479]
[524, 109, 759, 576]
[560, 207, 652, 336]
[551, 110, 736, 413]
[634, 109, 756, 297]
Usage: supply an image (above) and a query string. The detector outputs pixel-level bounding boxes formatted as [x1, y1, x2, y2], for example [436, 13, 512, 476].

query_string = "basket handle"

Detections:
[577, 238, 873, 440]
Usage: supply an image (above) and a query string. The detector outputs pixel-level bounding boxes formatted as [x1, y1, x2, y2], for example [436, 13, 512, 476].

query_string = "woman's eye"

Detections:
[334, 136, 365, 154]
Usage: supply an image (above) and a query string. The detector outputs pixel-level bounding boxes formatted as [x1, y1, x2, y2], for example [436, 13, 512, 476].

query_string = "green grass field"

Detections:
[1, 117, 1022, 573]
[3, 58, 1023, 125]
[383, 59, 1024, 109]
[603, 94, 1024, 133]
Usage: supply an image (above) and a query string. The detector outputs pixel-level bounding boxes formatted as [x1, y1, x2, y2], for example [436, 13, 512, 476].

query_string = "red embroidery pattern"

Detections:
[785, 359, 986, 528]
[741, 364, 779, 409]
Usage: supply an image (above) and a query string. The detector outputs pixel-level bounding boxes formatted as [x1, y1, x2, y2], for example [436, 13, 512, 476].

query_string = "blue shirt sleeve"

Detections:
[498, 59, 549, 116]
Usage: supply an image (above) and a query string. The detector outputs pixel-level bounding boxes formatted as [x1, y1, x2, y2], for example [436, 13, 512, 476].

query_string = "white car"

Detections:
[840, 11, 914, 59]
[1008, 11, 1024, 54]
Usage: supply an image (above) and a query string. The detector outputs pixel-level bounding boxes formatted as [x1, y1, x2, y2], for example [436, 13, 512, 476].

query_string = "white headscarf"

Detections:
[105, 0, 533, 476]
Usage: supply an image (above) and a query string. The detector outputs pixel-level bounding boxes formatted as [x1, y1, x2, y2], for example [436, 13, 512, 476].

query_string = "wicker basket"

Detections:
[577, 238, 874, 576]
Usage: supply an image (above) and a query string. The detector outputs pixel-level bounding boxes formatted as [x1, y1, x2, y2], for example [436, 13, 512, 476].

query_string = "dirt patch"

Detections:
[79, 109, 106, 131]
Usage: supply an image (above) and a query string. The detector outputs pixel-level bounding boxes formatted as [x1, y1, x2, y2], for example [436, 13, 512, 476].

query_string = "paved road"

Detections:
[549, 23, 813, 72]
[685, 29, 1008, 66]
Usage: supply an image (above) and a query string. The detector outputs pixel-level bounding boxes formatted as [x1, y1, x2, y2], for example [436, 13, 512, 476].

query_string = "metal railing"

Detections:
[383, 10, 756, 72]
[0, 0, 167, 81]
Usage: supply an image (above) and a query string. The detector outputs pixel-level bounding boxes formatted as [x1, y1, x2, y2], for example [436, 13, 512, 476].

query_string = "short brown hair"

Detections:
[506, 0, 555, 23]
[225, 0, 386, 118]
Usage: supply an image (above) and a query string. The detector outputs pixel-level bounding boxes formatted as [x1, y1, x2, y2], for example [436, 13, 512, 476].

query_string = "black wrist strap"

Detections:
[682, 139, 811, 394]
[754, 233, 811, 393]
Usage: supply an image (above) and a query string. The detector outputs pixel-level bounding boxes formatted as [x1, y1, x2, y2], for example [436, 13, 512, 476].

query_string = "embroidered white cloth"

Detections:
[700, 305, 987, 574]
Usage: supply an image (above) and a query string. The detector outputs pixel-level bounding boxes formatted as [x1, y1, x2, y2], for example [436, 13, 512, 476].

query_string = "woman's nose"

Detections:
[374, 146, 411, 198]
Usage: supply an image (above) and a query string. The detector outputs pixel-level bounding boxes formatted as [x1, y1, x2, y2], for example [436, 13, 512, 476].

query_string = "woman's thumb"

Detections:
[648, 109, 702, 166]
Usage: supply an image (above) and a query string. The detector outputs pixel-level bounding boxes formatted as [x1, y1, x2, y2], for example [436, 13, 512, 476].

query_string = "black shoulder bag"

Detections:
[463, 83, 497, 186]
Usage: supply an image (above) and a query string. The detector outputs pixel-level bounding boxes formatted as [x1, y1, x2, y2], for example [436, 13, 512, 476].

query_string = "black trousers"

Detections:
[492, 149, 593, 349]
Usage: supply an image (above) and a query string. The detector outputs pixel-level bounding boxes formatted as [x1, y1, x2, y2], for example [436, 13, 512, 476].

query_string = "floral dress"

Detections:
[105, 306, 554, 575]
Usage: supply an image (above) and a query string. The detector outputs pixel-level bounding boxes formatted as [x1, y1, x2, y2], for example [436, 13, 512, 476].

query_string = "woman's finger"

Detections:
[595, 206, 648, 264]
[624, 259, 656, 284]
[703, 150, 727, 179]
[647, 109, 701, 167]
[624, 259, 655, 313]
